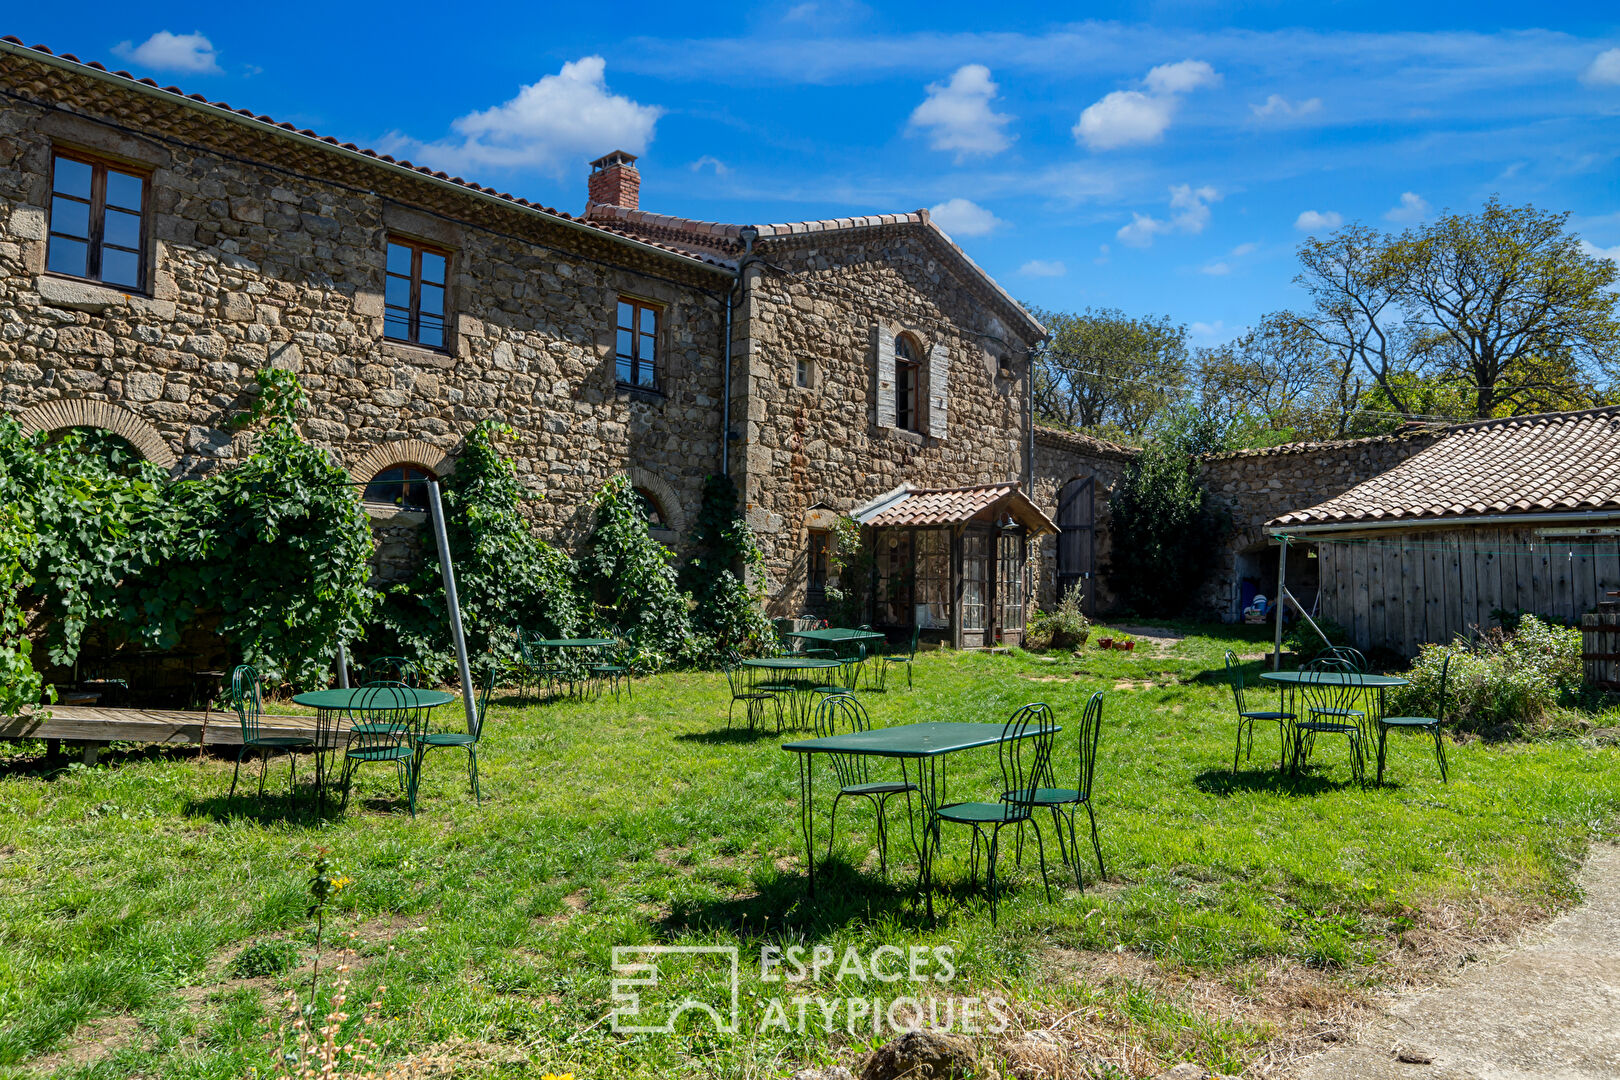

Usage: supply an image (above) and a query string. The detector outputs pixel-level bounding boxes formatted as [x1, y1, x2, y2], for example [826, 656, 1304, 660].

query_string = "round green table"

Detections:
[1259, 671, 1408, 780]
[292, 687, 456, 813]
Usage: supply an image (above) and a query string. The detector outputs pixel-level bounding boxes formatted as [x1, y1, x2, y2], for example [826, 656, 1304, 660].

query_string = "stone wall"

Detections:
[734, 229, 1042, 612]
[1195, 431, 1443, 618]
[0, 51, 732, 581]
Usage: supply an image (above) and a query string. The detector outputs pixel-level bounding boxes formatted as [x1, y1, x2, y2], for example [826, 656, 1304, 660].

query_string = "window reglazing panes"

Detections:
[796, 358, 812, 388]
[364, 465, 435, 510]
[998, 531, 1026, 632]
[894, 334, 921, 432]
[875, 531, 913, 625]
[384, 238, 449, 349]
[47, 151, 146, 289]
[962, 532, 988, 632]
[616, 298, 661, 389]
[915, 530, 950, 628]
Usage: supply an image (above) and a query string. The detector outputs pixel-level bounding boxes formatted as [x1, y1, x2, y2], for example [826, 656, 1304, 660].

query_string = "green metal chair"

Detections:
[410, 667, 492, 809]
[517, 633, 569, 699]
[1224, 650, 1295, 772]
[229, 664, 314, 801]
[795, 614, 836, 659]
[811, 693, 918, 879]
[935, 702, 1057, 923]
[723, 650, 781, 731]
[587, 643, 634, 701]
[1313, 646, 1368, 673]
[365, 656, 420, 686]
[1294, 664, 1366, 786]
[884, 625, 921, 689]
[1377, 654, 1449, 785]
[339, 684, 427, 814]
[812, 643, 865, 699]
[1004, 692, 1106, 891]
[773, 618, 802, 657]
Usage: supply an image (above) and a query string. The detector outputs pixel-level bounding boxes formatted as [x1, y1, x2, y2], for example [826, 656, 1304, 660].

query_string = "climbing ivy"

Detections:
[373, 420, 583, 679]
[582, 474, 693, 669]
[681, 475, 771, 662]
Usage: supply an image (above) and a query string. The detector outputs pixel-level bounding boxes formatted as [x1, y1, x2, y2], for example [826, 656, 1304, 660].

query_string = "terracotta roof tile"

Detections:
[858, 482, 1058, 535]
[1269, 406, 1620, 529]
[0, 37, 733, 272]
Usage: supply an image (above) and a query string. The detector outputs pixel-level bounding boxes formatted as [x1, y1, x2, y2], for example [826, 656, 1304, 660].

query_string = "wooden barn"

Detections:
[1266, 407, 1620, 655]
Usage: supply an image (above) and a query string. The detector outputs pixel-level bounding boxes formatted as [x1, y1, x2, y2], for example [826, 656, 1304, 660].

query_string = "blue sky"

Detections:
[13, 3, 1620, 345]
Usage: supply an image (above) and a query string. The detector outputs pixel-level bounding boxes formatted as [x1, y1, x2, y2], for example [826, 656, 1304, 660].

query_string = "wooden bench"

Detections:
[0, 706, 319, 764]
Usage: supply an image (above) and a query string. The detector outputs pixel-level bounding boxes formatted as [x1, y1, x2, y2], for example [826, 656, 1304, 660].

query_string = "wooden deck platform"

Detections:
[1, 706, 320, 762]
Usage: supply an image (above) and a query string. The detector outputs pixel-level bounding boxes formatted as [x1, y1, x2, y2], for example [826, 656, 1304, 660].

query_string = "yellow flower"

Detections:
[540, 1074, 574, 1080]
[332, 875, 352, 892]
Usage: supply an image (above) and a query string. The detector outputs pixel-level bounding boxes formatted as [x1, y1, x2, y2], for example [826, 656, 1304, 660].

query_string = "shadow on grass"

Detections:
[674, 727, 781, 745]
[1193, 767, 1353, 798]
[0, 742, 205, 780]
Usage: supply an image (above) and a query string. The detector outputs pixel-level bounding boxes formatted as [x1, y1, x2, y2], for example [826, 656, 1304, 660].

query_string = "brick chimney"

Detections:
[587, 150, 640, 213]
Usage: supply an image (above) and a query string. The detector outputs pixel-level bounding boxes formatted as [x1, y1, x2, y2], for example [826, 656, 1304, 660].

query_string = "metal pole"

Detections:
[1272, 535, 1288, 670]
[427, 480, 478, 735]
[336, 641, 350, 689]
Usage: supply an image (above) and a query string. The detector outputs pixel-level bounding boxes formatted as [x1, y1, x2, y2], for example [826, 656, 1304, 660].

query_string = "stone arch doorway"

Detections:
[15, 399, 178, 471]
[1056, 475, 1096, 616]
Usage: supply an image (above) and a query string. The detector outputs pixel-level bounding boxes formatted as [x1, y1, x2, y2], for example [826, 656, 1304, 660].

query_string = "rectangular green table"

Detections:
[784, 627, 889, 686]
[782, 720, 1060, 919]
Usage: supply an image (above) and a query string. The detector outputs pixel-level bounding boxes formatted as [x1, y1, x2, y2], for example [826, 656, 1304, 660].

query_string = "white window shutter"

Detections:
[927, 341, 949, 438]
[874, 325, 896, 429]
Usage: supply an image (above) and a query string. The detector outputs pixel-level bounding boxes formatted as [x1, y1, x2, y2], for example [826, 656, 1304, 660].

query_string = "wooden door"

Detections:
[1057, 476, 1096, 616]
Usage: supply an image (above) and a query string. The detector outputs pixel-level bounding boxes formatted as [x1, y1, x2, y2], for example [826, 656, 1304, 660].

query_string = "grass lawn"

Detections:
[3, 621, 1619, 1079]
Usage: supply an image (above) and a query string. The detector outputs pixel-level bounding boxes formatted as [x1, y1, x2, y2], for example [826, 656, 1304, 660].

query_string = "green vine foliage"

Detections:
[374, 420, 583, 680]
[0, 371, 375, 705]
[681, 475, 771, 662]
[1105, 443, 1225, 615]
[583, 474, 693, 669]
[824, 515, 870, 627]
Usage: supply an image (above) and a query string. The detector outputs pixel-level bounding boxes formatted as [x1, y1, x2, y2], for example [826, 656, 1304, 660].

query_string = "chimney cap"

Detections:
[590, 150, 639, 171]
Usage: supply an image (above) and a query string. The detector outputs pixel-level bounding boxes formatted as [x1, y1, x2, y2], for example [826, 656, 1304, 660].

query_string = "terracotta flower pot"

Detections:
[1120, 640, 1135, 652]
[1097, 638, 1114, 649]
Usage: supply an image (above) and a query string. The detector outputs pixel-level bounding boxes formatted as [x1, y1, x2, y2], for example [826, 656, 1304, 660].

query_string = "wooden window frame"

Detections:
[616, 296, 664, 392]
[807, 528, 831, 596]
[46, 147, 151, 292]
[363, 463, 437, 510]
[894, 334, 922, 433]
[384, 236, 452, 351]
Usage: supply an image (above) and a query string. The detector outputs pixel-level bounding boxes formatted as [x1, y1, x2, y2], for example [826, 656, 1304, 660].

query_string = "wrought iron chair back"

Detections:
[1314, 646, 1368, 673]
[366, 655, 419, 686]
[1301, 655, 1355, 674]
[723, 650, 751, 698]
[471, 666, 495, 741]
[1299, 667, 1362, 726]
[231, 664, 264, 743]
[1224, 650, 1252, 714]
[812, 693, 876, 789]
[1068, 691, 1105, 803]
[345, 683, 424, 753]
[999, 702, 1056, 818]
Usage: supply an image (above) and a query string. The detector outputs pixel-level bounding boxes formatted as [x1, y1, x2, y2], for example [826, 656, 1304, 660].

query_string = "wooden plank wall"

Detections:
[1314, 527, 1620, 655]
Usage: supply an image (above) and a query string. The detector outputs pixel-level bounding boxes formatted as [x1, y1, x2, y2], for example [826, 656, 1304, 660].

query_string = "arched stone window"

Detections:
[15, 398, 178, 471]
[894, 333, 923, 433]
[633, 487, 667, 529]
[364, 463, 437, 510]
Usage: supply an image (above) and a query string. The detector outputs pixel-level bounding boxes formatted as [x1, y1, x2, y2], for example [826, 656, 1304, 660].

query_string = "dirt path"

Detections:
[1291, 843, 1620, 1080]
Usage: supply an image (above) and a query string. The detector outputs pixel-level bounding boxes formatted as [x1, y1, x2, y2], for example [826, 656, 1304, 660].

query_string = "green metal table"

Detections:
[528, 638, 617, 698]
[292, 687, 456, 813]
[1259, 671, 1408, 777]
[782, 720, 1061, 919]
[742, 656, 844, 728]
[785, 627, 889, 686]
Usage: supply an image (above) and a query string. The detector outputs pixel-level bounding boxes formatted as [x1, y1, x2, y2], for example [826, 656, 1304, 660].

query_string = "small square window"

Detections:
[616, 297, 662, 390]
[796, 358, 813, 388]
[46, 150, 148, 291]
[384, 236, 452, 350]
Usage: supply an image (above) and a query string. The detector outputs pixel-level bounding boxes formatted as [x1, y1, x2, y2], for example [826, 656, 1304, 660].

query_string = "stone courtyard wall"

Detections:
[1029, 426, 1134, 614]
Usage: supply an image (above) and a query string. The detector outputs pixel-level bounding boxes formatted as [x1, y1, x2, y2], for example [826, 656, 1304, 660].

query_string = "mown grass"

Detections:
[2, 621, 1618, 1078]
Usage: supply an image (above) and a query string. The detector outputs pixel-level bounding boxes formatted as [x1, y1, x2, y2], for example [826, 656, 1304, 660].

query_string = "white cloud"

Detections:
[1582, 48, 1620, 86]
[1144, 59, 1221, 95]
[690, 155, 730, 175]
[1384, 191, 1430, 223]
[1250, 94, 1323, 119]
[1116, 183, 1220, 247]
[1094, 243, 1111, 266]
[1074, 59, 1219, 151]
[1200, 261, 1232, 276]
[383, 57, 662, 176]
[1295, 209, 1344, 232]
[1230, 241, 1259, 256]
[1018, 259, 1066, 277]
[928, 198, 1004, 237]
[1581, 239, 1620, 263]
[1190, 320, 1231, 344]
[908, 64, 1014, 159]
[112, 31, 221, 75]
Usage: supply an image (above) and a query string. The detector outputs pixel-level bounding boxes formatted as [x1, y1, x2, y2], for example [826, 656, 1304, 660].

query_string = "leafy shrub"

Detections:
[1106, 443, 1224, 615]
[681, 476, 771, 663]
[1387, 615, 1583, 737]
[1025, 589, 1091, 651]
[228, 937, 300, 979]
[374, 420, 582, 681]
[1283, 617, 1350, 657]
[823, 516, 870, 628]
[582, 475, 692, 670]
